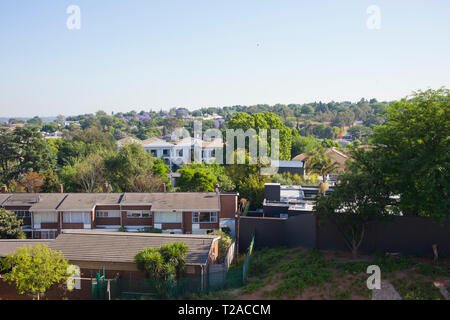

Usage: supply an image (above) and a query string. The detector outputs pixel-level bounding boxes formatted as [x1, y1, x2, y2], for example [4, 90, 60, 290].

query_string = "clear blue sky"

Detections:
[1, 0, 449, 117]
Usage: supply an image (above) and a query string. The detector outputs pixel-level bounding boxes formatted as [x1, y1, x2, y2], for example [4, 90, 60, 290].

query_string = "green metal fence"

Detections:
[92, 235, 255, 300]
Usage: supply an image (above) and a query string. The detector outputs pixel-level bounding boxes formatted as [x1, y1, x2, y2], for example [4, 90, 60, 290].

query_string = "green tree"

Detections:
[291, 136, 320, 157]
[228, 112, 292, 160]
[238, 174, 269, 209]
[104, 143, 155, 192]
[41, 169, 60, 193]
[208, 230, 232, 263]
[315, 172, 393, 259]
[177, 166, 216, 192]
[26, 116, 43, 127]
[134, 242, 188, 279]
[74, 153, 106, 192]
[0, 209, 26, 239]
[305, 148, 339, 182]
[1, 244, 73, 300]
[370, 88, 450, 221]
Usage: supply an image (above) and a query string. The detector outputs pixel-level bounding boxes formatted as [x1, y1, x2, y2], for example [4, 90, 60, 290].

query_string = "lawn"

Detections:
[205, 247, 450, 300]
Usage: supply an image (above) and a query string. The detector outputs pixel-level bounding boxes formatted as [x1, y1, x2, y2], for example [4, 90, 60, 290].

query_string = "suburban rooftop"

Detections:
[0, 192, 223, 212]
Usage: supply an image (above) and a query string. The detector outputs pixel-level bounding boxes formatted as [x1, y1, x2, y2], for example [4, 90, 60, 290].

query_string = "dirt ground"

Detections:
[222, 248, 450, 300]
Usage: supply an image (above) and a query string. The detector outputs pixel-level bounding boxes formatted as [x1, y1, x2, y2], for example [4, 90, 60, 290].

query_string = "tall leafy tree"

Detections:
[177, 166, 216, 192]
[228, 112, 292, 160]
[104, 143, 155, 192]
[74, 153, 106, 192]
[370, 88, 450, 221]
[0, 209, 26, 239]
[1, 244, 73, 300]
[315, 171, 393, 259]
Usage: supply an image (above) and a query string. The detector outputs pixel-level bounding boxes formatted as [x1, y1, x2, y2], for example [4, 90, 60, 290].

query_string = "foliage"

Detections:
[129, 173, 165, 192]
[392, 277, 444, 300]
[177, 162, 234, 192]
[305, 147, 340, 181]
[134, 242, 188, 280]
[208, 230, 232, 262]
[238, 174, 269, 209]
[370, 88, 450, 221]
[291, 135, 320, 158]
[0, 209, 26, 239]
[104, 143, 156, 192]
[74, 153, 106, 192]
[41, 169, 60, 193]
[177, 166, 216, 192]
[315, 171, 393, 258]
[1, 244, 73, 300]
[138, 227, 163, 234]
[0, 127, 56, 182]
[9, 171, 45, 193]
[228, 112, 292, 160]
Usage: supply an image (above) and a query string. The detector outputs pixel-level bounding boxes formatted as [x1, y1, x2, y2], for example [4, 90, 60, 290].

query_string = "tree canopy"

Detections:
[0, 209, 26, 239]
[370, 88, 449, 221]
[1, 244, 73, 300]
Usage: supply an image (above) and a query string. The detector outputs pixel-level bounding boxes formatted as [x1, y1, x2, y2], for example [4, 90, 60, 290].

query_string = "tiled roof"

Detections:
[2, 193, 40, 206]
[57, 193, 123, 211]
[121, 192, 220, 211]
[0, 194, 11, 206]
[29, 193, 67, 211]
[0, 240, 54, 257]
[49, 231, 218, 265]
[0, 192, 222, 212]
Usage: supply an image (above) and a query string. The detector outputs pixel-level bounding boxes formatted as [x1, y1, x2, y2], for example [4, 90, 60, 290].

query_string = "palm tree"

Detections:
[305, 148, 339, 194]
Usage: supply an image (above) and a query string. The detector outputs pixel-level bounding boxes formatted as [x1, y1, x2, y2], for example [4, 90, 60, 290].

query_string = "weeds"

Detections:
[392, 277, 444, 300]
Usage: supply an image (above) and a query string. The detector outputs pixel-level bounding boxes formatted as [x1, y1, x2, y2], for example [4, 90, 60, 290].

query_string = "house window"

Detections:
[177, 149, 183, 157]
[126, 211, 152, 218]
[192, 212, 218, 223]
[14, 211, 30, 219]
[33, 230, 57, 239]
[63, 212, 91, 224]
[96, 211, 120, 218]
[150, 150, 157, 156]
[33, 212, 58, 224]
[163, 149, 169, 156]
[154, 212, 182, 223]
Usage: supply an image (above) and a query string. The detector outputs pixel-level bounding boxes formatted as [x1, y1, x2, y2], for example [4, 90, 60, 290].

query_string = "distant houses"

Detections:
[116, 136, 223, 168]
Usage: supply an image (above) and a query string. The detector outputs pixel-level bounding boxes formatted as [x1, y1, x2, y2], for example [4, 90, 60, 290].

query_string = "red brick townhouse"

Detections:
[0, 231, 220, 299]
[0, 189, 238, 239]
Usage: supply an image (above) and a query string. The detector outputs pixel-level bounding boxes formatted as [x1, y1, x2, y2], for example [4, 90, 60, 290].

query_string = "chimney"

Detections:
[103, 182, 109, 193]
[57, 184, 63, 193]
[1, 185, 7, 193]
[161, 183, 166, 192]
[215, 184, 220, 194]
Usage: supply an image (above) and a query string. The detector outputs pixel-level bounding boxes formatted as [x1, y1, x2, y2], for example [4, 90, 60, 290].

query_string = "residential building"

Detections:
[292, 147, 349, 176]
[0, 231, 220, 299]
[0, 188, 238, 239]
[116, 136, 224, 168]
[262, 183, 334, 218]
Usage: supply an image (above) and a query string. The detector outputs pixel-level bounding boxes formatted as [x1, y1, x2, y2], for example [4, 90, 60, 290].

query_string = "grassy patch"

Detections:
[392, 277, 444, 300]
[264, 249, 335, 298]
[415, 263, 450, 278]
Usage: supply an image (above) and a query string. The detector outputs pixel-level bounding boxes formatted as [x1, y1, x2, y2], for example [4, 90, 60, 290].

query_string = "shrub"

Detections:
[208, 231, 232, 263]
